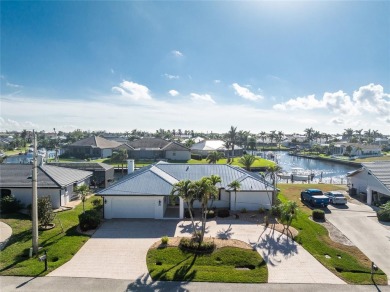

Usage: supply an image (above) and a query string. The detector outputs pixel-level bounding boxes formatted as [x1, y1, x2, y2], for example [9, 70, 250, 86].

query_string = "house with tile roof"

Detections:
[97, 161, 275, 219]
[127, 138, 191, 161]
[67, 136, 131, 158]
[347, 161, 390, 205]
[0, 164, 92, 208]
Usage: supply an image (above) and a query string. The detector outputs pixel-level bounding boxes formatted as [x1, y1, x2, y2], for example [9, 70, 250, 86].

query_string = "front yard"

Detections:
[0, 196, 99, 276]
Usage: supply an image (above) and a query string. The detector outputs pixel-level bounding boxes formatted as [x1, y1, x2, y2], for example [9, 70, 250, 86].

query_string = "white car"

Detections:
[324, 191, 348, 205]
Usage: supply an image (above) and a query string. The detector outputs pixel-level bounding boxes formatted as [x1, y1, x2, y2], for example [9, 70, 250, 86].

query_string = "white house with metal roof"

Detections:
[98, 160, 275, 219]
[0, 164, 92, 208]
[347, 161, 390, 205]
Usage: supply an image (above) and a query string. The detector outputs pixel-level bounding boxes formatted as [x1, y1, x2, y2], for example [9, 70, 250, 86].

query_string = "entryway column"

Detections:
[366, 186, 372, 205]
[179, 197, 184, 219]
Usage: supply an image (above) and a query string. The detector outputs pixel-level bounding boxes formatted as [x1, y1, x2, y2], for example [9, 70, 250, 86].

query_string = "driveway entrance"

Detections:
[326, 202, 390, 284]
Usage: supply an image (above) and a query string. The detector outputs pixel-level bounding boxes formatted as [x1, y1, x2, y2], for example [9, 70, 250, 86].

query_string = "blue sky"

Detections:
[1, 1, 389, 134]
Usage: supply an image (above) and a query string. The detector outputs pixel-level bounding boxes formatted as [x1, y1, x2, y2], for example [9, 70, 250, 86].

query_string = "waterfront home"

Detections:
[332, 143, 382, 158]
[191, 139, 243, 157]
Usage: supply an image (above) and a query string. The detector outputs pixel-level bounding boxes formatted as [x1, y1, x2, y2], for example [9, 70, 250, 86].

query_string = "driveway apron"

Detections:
[326, 202, 390, 285]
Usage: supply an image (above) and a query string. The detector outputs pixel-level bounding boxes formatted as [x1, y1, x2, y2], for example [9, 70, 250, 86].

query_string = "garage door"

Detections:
[111, 197, 155, 218]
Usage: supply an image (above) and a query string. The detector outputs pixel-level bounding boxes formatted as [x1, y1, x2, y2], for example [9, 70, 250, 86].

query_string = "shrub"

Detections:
[79, 209, 101, 231]
[38, 196, 55, 227]
[92, 198, 102, 210]
[258, 207, 266, 214]
[184, 208, 192, 218]
[264, 215, 269, 226]
[0, 195, 23, 213]
[191, 154, 202, 160]
[270, 205, 281, 217]
[217, 209, 230, 218]
[206, 210, 215, 219]
[161, 236, 169, 244]
[312, 209, 325, 220]
[377, 208, 390, 222]
[241, 208, 247, 213]
[179, 237, 215, 253]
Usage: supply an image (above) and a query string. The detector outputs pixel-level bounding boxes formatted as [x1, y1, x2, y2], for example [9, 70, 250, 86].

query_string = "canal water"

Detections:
[271, 151, 359, 184]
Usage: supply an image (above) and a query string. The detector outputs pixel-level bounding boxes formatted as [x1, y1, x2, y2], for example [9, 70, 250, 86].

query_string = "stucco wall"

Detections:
[6, 188, 62, 208]
[165, 150, 191, 161]
[349, 169, 390, 196]
[230, 191, 273, 211]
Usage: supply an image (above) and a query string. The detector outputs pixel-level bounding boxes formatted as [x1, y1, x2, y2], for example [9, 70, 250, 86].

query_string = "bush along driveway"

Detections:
[0, 196, 100, 276]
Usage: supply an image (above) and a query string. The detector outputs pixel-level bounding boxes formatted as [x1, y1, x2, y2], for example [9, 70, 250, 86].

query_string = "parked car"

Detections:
[324, 191, 347, 205]
[301, 189, 329, 207]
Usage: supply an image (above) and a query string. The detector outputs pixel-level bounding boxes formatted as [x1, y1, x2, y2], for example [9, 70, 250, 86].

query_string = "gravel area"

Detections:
[314, 219, 354, 246]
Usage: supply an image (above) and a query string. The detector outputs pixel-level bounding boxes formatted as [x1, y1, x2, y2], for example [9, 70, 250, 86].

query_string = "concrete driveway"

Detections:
[48, 218, 344, 284]
[326, 202, 390, 284]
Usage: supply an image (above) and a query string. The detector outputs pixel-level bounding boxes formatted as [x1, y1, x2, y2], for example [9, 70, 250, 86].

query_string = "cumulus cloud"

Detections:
[0, 117, 38, 131]
[214, 80, 221, 84]
[232, 83, 264, 101]
[168, 89, 179, 96]
[111, 80, 152, 101]
[163, 73, 179, 80]
[171, 50, 183, 57]
[190, 93, 216, 104]
[273, 83, 390, 118]
[330, 117, 344, 125]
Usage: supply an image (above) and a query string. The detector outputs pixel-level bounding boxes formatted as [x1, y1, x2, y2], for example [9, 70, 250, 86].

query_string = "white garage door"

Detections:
[111, 197, 155, 218]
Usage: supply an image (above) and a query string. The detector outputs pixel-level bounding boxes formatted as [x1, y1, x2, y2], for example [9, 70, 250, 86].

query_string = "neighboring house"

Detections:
[332, 143, 382, 157]
[49, 162, 114, 188]
[98, 161, 275, 219]
[0, 164, 92, 208]
[347, 161, 390, 205]
[127, 138, 191, 161]
[66, 136, 128, 158]
[191, 140, 243, 157]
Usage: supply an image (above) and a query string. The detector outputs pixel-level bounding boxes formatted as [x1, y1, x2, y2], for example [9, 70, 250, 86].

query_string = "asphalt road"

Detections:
[1, 276, 389, 292]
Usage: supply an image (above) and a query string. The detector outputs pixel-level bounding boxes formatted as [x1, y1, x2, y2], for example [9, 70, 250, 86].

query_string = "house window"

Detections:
[172, 152, 176, 156]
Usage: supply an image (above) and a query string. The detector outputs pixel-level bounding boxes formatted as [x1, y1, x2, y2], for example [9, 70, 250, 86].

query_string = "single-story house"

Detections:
[127, 138, 191, 161]
[332, 143, 382, 157]
[98, 160, 276, 219]
[347, 161, 390, 205]
[0, 164, 92, 208]
[66, 136, 130, 159]
[191, 140, 243, 157]
[49, 162, 114, 188]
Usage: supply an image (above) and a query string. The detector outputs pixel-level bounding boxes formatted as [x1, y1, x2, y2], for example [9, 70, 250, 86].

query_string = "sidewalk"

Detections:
[0, 221, 12, 250]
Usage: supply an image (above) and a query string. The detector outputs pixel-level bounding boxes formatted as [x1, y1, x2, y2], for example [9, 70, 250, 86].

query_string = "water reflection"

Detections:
[271, 151, 359, 184]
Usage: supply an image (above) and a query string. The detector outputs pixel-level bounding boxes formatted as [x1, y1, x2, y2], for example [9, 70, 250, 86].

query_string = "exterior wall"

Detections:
[349, 169, 390, 197]
[192, 189, 230, 209]
[101, 149, 112, 158]
[230, 191, 273, 211]
[128, 150, 164, 160]
[5, 187, 62, 208]
[165, 150, 191, 161]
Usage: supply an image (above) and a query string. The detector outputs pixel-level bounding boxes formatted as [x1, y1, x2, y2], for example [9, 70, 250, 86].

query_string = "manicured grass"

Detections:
[188, 157, 275, 168]
[278, 183, 388, 285]
[0, 197, 99, 276]
[147, 246, 267, 283]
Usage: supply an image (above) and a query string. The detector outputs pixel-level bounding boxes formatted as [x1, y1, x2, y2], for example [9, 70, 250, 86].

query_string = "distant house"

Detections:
[127, 138, 191, 161]
[347, 161, 390, 205]
[0, 164, 92, 208]
[49, 162, 114, 188]
[191, 140, 243, 157]
[98, 161, 276, 219]
[332, 143, 382, 157]
[66, 136, 130, 158]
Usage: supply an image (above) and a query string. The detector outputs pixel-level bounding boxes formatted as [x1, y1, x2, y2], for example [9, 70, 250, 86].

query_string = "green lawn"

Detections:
[147, 246, 267, 283]
[188, 157, 275, 169]
[0, 196, 99, 276]
[278, 184, 387, 285]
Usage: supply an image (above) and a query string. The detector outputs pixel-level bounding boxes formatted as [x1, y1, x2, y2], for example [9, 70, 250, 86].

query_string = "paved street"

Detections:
[48, 218, 344, 284]
[326, 202, 390, 285]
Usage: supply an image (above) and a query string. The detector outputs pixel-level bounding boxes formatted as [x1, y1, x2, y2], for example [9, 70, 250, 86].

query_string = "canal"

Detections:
[272, 151, 359, 184]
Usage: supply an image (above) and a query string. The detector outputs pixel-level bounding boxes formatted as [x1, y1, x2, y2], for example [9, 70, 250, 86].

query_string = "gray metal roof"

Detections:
[363, 161, 390, 191]
[98, 161, 274, 196]
[49, 162, 114, 171]
[69, 136, 122, 149]
[0, 164, 92, 188]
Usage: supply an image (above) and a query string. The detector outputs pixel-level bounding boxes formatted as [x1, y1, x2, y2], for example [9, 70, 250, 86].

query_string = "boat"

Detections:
[278, 167, 313, 182]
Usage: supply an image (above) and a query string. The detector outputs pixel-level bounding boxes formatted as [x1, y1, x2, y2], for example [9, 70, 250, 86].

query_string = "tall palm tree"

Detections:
[228, 180, 241, 212]
[268, 130, 277, 145]
[206, 151, 224, 164]
[259, 131, 267, 150]
[227, 126, 237, 158]
[276, 131, 284, 149]
[74, 184, 91, 213]
[171, 180, 197, 234]
[247, 136, 257, 154]
[304, 127, 314, 143]
[279, 201, 299, 239]
[266, 165, 282, 204]
[343, 128, 354, 142]
[238, 154, 257, 171]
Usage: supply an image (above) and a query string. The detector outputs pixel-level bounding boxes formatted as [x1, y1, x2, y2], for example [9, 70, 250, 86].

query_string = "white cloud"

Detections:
[111, 80, 152, 101]
[330, 117, 344, 125]
[273, 94, 323, 110]
[171, 50, 183, 57]
[232, 83, 264, 101]
[214, 80, 221, 84]
[190, 93, 216, 104]
[352, 83, 390, 115]
[163, 73, 179, 80]
[0, 117, 38, 131]
[6, 82, 23, 88]
[168, 90, 179, 96]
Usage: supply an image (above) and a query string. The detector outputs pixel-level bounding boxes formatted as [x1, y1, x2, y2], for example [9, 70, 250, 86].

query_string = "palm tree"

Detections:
[259, 131, 267, 150]
[223, 140, 231, 163]
[276, 131, 284, 149]
[206, 151, 224, 164]
[279, 200, 299, 239]
[238, 154, 257, 171]
[74, 184, 91, 213]
[227, 126, 237, 158]
[247, 136, 257, 154]
[268, 130, 277, 145]
[184, 138, 195, 148]
[343, 128, 354, 142]
[228, 180, 241, 212]
[266, 165, 282, 204]
[304, 127, 314, 143]
[171, 180, 197, 235]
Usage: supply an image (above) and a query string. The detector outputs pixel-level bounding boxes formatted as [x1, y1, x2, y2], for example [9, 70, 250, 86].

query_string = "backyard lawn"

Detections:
[188, 157, 275, 169]
[147, 246, 268, 283]
[278, 183, 387, 285]
[0, 196, 100, 276]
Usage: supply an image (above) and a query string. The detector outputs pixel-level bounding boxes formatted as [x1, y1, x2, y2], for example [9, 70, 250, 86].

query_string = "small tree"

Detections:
[238, 154, 257, 171]
[38, 196, 55, 228]
[74, 184, 91, 213]
[206, 151, 224, 164]
[228, 180, 241, 212]
[278, 200, 298, 239]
